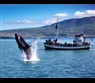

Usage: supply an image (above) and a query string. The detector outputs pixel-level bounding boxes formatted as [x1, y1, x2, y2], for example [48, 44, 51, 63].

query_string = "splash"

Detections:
[22, 38, 40, 62]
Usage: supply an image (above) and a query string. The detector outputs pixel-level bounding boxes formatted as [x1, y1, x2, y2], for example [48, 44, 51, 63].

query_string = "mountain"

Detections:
[0, 16, 95, 38]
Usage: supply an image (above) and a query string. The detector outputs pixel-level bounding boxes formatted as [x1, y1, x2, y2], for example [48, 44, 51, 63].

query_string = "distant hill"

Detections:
[42, 16, 95, 28]
[0, 16, 95, 38]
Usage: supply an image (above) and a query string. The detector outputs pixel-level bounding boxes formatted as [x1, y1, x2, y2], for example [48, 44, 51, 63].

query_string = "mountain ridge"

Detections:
[0, 16, 95, 38]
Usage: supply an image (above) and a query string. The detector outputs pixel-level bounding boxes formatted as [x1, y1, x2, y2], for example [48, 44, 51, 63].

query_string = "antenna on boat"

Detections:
[81, 26, 83, 34]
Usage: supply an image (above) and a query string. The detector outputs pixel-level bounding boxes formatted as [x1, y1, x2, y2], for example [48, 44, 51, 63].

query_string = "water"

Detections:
[0, 38, 95, 78]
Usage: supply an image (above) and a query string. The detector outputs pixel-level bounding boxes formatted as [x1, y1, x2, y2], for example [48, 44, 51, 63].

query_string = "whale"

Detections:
[15, 33, 32, 60]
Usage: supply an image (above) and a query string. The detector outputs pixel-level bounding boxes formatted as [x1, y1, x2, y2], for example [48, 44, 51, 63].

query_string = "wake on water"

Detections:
[90, 41, 95, 50]
[22, 38, 40, 62]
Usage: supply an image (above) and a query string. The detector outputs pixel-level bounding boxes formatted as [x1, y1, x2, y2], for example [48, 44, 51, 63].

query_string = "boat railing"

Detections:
[83, 42, 90, 46]
[44, 39, 90, 47]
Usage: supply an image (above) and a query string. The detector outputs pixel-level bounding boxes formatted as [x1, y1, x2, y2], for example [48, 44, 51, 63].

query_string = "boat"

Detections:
[44, 34, 90, 50]
[43, 19, 90, 50]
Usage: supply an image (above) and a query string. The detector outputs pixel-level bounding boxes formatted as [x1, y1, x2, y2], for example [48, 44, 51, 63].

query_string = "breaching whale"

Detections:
[15, 33, 32, 60]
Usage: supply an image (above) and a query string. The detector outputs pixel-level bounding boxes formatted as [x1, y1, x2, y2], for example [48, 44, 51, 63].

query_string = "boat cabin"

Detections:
[73, 34, 86, 46]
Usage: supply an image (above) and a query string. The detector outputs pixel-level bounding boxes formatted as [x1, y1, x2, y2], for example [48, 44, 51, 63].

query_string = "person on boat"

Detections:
[54, 38, 58, 44]
[45, 38, 51, 44]
[54, 38, 58, 45]
[49, 39, 51, 42]
[64, 42, 67, 46]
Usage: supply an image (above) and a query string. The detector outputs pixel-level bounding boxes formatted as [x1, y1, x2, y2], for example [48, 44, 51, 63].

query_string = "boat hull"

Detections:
[44, 43, 90, 50]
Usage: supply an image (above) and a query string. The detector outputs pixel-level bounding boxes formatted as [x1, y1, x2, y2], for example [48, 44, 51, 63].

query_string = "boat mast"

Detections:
[55, 17, 59, 39]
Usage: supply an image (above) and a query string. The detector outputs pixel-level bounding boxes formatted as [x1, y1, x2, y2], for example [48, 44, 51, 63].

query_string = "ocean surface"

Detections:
[0, 37, 95, 78]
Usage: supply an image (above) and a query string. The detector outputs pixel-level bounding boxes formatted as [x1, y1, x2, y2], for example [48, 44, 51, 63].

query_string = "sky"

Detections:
[0, 4, 95, 30]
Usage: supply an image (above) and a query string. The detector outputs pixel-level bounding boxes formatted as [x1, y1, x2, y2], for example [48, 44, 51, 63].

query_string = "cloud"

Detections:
[54, 13, 68, 17]
[43, 13, 69, 25]
[74, 10, 95, 17]
[43, 18, 57, 25]
[4, 20, 38, 24]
